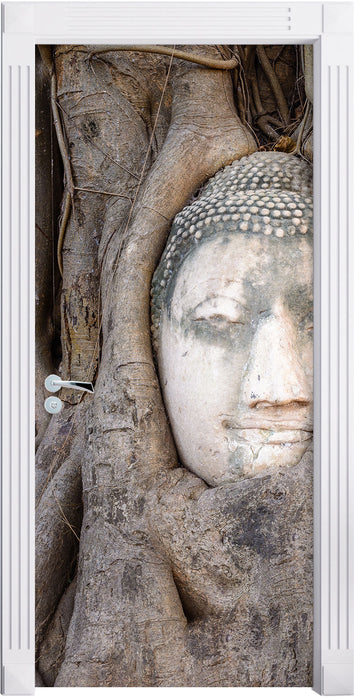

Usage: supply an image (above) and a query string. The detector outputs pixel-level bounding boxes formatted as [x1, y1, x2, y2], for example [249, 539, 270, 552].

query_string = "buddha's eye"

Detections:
[192, 297, 248, 326]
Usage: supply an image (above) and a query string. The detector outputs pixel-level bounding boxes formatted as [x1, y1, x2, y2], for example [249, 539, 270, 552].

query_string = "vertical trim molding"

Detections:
[1, 34, 35, 696]
[313, 31, 354, 696]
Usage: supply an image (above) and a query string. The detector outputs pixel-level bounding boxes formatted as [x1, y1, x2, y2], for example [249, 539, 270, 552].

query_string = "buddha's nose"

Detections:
[241, 303, 310, 409]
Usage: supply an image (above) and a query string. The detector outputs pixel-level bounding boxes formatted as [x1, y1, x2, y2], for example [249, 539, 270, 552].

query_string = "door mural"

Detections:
[35, 44, 313, 687]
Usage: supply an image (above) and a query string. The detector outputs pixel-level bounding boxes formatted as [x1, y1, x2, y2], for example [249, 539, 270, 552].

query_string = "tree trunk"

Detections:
[36, 44, 312, 687]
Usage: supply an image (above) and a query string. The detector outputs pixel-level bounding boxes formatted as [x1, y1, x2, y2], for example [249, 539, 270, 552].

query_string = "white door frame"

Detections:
[1, 1, 353, 695]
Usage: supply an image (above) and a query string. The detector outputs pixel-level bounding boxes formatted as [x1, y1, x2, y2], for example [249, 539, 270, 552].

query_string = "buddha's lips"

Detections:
[226, 428, 313, 445]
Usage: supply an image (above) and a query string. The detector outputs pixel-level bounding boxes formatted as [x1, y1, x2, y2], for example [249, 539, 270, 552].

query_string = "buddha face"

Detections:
[157, 232, 313, 486]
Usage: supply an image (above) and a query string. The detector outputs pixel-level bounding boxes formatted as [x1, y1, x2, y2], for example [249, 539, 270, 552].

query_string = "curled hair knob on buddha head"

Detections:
[151, 151, 313, 353]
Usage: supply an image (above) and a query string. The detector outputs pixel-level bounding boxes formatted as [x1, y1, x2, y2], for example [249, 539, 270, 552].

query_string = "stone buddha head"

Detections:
[151, 152, 313, 487]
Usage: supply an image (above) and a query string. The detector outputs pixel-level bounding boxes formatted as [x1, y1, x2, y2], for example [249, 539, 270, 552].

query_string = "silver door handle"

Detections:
[45, 374, 94, 394]
[44, 374, 94, 414]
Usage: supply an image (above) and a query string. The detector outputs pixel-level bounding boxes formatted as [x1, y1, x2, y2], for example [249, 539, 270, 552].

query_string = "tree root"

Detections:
[38, 576, 77, 686]
[256, 45, 289, 122]
[293, 99, 312, 154]
[36, 444, 82, 652]
[57, 190, 71, 277]
[35, 402, 87, 505]
[55, 50, 256, 687]
[38, 45, 75, 278]
[86, 45, 238, 70]
[35, 670, 46, 687]
[250, 73, 280, 140]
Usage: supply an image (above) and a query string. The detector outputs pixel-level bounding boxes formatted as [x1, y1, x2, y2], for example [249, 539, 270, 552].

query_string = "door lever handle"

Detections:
[45, 374, 94, 394]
